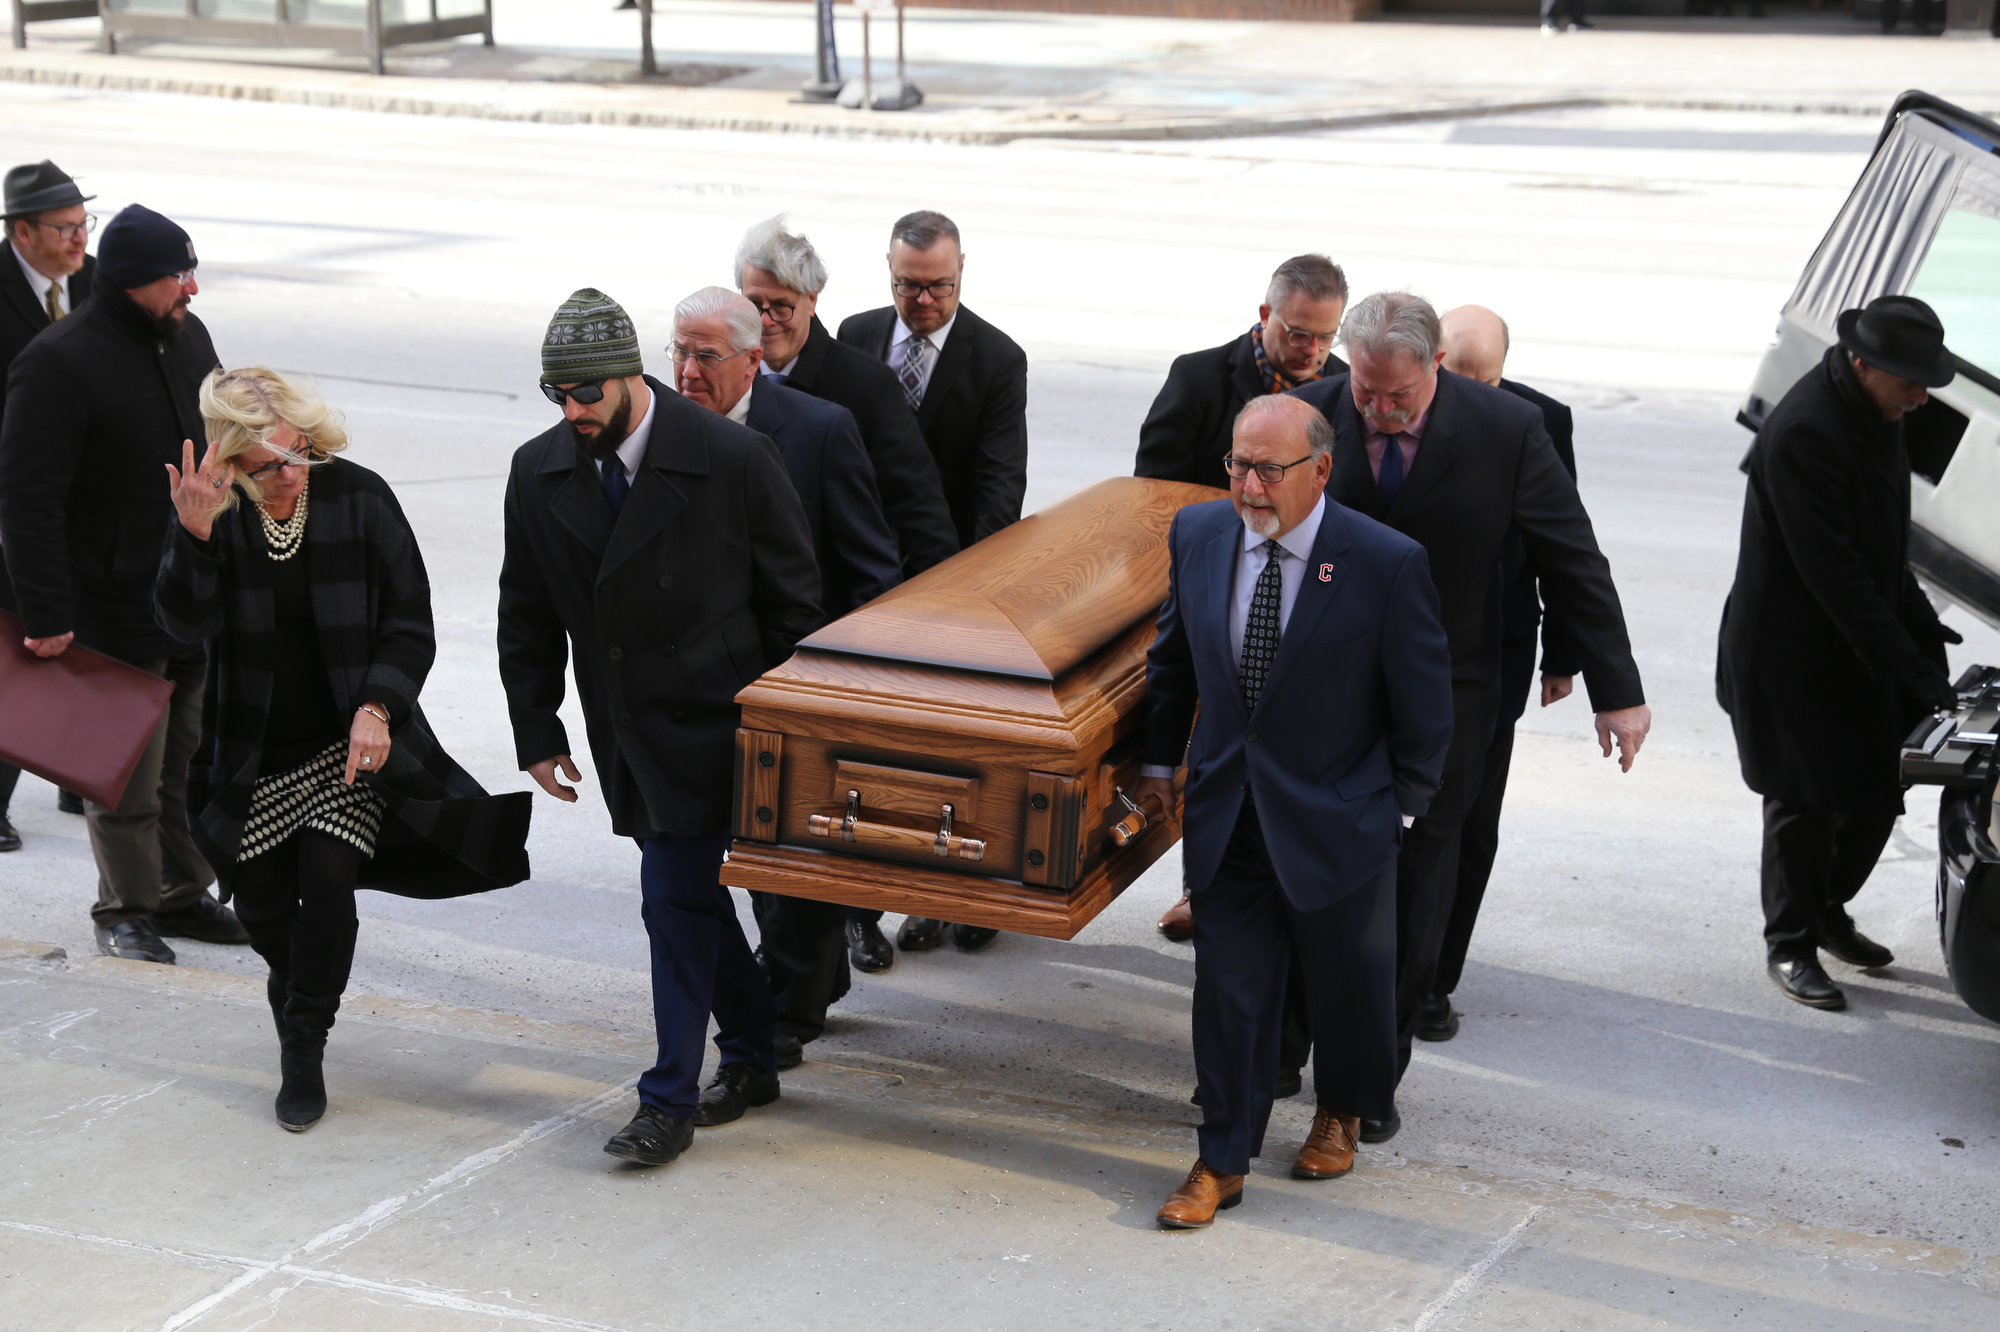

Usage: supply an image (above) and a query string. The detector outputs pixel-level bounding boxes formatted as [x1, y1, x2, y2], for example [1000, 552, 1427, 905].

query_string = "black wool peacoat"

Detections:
[837, 303, 1029, 548]
[1134, 329, 1347, 492]
[1717, 345, 1952, 816]
[0, 249, 95, 613]
[0, 283, 218, 660]
[497, 379, 823, 840]
[154, 457, 532, 899]
[1292, 369, 1644, 774]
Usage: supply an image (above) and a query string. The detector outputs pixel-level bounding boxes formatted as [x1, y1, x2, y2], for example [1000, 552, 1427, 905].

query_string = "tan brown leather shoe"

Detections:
[1292, 1107, 1361, 1179]
[1156, 1159, 1244, 1229]
[1157, 892, 1193, 943]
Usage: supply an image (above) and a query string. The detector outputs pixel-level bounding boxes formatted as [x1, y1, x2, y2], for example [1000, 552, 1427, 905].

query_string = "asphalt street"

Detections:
[1, 74, 1997, 1311]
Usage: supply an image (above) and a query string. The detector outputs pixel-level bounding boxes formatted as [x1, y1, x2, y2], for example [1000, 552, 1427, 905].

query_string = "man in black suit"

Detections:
[837, 210, 1029, 959]
[836, 209, 1027, 549]
[1290, 291, 1649, 1141]
[670, 284, 902, 1057]
[0, 160, 100, 853]
[1134, 254, 1349, 494]
[498, 288, 822, 1168]
[1421, 305, 1582, 1042]
[734, 215, 957, 583]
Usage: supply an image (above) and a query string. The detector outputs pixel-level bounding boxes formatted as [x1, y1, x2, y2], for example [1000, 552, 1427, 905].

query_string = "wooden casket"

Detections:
[727, 476, 1222, 939]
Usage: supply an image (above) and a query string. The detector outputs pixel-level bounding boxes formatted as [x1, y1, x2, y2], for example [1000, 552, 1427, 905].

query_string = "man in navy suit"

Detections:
[671, 285, 903, 1061]
[1137, 395, 1453, 1230]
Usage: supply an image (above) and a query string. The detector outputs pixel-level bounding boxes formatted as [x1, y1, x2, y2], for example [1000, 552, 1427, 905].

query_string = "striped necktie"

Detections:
[898, 335, 931, 412]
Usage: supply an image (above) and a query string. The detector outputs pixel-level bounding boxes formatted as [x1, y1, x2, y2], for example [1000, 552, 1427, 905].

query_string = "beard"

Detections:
[574, 385, 633, 462]
[151, 297, 190, 342]
[1237, 500, 1281, 538]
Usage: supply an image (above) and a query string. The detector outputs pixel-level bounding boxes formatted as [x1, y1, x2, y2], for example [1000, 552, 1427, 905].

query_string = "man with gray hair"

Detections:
[1135, 254, 1349, 494]
[1290, 290, 1648, 1144]
[671, 283, 903, 1052]
[735, 215, 958, 580]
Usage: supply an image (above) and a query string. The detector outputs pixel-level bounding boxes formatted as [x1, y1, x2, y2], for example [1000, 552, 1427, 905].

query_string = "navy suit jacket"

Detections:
[1144, 497, 1454, 911]
[744, 376, 902, 625]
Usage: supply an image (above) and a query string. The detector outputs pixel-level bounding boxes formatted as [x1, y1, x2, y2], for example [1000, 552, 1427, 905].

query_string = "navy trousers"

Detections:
[1192, 799, 1398, 1176]
[636, 834, 779, 1118]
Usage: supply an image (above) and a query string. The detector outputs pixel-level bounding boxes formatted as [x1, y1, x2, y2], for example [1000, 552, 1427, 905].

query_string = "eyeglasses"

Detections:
[541, 381, 607, 406]
[891, 279, 958, 301]
[171, 270, 197, 288]
[242, 446, 321, 481]
[1271, 310, 1340, 351]
[26, 214, 97, 243]
[1222, 454, 1315, 485]
[667, 343, 754, 368]
[747, 299, 796, 325]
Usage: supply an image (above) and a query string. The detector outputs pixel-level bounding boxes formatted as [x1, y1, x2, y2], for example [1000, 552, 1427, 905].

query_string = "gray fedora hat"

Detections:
[1836, 294, 1957, 389]
[4, 160, 94, 216]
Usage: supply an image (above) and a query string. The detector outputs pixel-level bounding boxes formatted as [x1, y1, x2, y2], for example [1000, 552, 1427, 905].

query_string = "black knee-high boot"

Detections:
[276, 919, 358, 1132]
[238, 913, 294, 1042]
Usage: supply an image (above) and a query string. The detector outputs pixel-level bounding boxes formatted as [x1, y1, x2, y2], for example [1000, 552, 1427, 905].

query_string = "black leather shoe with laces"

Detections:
[1769, 957, 1846, 1009]
[692, 1062, 780, 1126]
[604, 1104, 694, 1166]
[1820, 918, 1894, 969]
[847, 916, 894, 973]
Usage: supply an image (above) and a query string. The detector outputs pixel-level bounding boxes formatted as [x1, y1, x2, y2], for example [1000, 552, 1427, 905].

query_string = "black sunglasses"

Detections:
[541, 381, 607, 406]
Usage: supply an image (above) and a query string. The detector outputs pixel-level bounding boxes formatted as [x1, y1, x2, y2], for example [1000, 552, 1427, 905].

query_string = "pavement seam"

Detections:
[1409, 1204, 1545, 1332]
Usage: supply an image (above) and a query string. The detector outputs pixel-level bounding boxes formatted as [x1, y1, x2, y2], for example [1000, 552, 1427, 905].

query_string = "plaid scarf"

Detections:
[1250, 321, 1325, 395]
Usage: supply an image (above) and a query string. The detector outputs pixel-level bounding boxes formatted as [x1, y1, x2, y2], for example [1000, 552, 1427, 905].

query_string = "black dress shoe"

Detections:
[773, 1030, 804, 1071]
[1360, 1104, 1401, 1144]
[952, 922, 1000, 952]
[847, 916, 894, 973]
[93, 919, 175, 964]
[693, 1062, 781, 1126]
[56, 789, 84, 816]
[1820, 918, 1894, 969]
[897, 916, 949, 951]
[1769, 957, 1846, 1010]
[1417, 994, 1460, 1042]
[604, 1103, 694, 1166]
[152, 892, 251, 944]
[0, 815, 19, 853]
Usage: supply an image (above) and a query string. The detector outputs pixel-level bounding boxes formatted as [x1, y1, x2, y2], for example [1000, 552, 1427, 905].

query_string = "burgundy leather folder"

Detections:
[0, 610, 176, 810]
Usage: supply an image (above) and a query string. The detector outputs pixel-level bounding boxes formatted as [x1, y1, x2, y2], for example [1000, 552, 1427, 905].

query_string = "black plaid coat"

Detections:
[154, 457, 531, 899]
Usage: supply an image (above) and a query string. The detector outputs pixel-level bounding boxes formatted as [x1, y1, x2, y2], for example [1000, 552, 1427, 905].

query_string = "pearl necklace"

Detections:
[257, 478, 309, 561]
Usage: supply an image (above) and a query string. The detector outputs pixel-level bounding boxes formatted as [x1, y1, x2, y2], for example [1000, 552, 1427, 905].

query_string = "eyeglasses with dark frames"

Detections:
[667, 343, 755, 368]
[747, 299, 797, 324]
[24, 214, 97, 243]
[891, 279, 958, 301]
[241, 445, 323, 482]
[541, 381, 607, 406]
[1221, 454, 1316, 485]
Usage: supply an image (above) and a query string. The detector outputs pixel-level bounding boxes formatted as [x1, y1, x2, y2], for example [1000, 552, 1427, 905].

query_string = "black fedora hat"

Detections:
[3, 160, 93, 217]
[1836, 294, 1956, 389]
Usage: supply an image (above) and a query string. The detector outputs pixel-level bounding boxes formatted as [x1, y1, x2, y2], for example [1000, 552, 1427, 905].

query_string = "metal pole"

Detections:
[365, 0, 384, 75]
[482, 0, 493, 47]
[861, 10, 872, 112]
[896, 1, 904, 86]
[639, 0, 655, 76]
[801, 0, 840, 101]
[12, 0, 26, 52]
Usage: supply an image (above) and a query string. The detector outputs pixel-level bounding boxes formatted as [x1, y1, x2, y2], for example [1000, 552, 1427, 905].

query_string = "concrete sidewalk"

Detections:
[4, 938, 1994, 1331]
[6, 1, 1998, 142]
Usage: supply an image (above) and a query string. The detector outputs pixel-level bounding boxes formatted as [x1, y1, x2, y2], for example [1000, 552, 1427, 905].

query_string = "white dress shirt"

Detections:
[599, 383, 658, 484]
[12, 242, 72, 319]
[725, 381, 753, 426]
[887, 311, 957, 404]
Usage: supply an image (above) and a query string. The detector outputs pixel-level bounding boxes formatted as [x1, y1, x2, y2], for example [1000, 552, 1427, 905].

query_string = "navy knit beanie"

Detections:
[96, 204, 198, 289]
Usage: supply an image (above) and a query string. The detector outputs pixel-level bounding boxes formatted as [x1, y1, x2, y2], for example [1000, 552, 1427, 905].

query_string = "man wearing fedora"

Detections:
[0, 160, 100, 852]
[1718, 294, 1961, 1012]
[0, 203, 246, 964]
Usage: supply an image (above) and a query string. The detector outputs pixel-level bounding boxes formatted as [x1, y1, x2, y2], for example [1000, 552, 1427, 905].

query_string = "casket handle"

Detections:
[807, 792, 985, 862]
[1109, 786, 1149, 848]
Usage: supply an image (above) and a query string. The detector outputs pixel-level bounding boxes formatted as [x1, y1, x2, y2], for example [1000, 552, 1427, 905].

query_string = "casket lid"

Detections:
[799, 477, 1221, 682]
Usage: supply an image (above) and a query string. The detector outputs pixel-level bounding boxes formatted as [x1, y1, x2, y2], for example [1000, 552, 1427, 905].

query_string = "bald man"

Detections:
[1424, 306, 1579, 1041]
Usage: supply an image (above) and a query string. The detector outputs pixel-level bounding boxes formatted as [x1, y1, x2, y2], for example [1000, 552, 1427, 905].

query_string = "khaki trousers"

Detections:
[86, 653, 214, 926]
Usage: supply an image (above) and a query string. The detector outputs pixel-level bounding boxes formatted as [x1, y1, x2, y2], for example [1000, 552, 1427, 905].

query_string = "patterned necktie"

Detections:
[45, 282, 64, 323]
[898, 335, 931, 412]
[601, 458, 630, 517]
[1239, 540, 1284, 713]
[1377, 431, 1405, 508]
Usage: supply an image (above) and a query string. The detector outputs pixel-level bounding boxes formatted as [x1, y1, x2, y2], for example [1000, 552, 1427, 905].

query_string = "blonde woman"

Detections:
[155, 367, 530, 1133]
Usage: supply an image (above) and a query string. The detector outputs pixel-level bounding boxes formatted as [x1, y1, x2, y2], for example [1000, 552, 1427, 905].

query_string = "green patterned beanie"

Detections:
[541, 288, 644, 385]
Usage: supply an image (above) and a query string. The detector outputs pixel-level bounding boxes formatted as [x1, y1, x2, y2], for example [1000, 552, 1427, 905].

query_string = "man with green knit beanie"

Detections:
[499, 287, 821, 1169]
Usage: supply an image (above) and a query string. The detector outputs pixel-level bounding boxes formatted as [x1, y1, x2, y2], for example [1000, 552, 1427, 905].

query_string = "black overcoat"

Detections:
[0, 250, 95, 615]
[0, 284, 218, 660]
[1716, 346, 1950, 816]
[1135, 330, 1347, 492]
[838, 304, 1029, 547]
[1496, 377, 1581, 722]
[496, 379, 822, 840]
[1292, 369, 1644, 774]
[154, 457, 531, 899]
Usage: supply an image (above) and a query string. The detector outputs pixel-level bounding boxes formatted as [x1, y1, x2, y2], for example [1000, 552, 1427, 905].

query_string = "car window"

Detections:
[1908, 207, 2000, 382]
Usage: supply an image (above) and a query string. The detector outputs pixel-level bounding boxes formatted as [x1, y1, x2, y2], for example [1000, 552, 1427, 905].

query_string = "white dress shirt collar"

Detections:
[1240, 492, 1327, 567]
[726, 383, 753, 426]
[890, 310, 956, 359]
[603, 382, 658, 482]
[11, 241, 70, 317]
